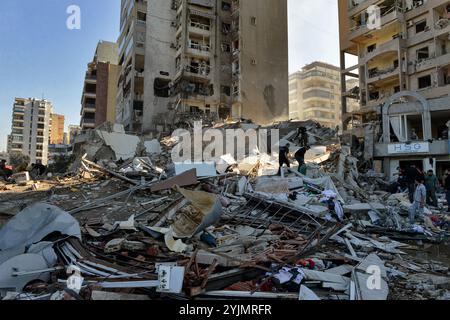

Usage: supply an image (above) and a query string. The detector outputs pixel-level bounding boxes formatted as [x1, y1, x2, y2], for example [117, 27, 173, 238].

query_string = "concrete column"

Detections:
[423, 109, 432, 141]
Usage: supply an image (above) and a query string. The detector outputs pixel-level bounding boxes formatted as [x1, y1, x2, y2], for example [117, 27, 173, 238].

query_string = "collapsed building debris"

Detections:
[0, 119, 449, 301]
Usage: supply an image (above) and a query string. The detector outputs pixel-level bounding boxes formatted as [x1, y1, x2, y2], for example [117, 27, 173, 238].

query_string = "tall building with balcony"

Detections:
[67, 125, 82, 145]
[80, 41, 119, 130]
[50, 114, 65, 145]
[8, 98, 53, 165]
[116, 0, 148, 133]
[339, 0, 450, 178]
[289, 62, 343, 129]
[141, 0, 288, 134]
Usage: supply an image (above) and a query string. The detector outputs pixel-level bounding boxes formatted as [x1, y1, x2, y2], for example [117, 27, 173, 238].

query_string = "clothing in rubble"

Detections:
[277, 144, 290, 176]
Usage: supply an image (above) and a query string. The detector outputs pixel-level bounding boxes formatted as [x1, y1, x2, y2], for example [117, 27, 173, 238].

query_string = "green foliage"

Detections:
[9, 152, 30, 173]
[48, 155, 75, 174]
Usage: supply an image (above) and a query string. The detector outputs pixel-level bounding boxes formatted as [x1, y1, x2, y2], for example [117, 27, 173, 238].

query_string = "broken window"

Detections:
[418, 75, 432, 89]
[222, 23, 231, 34]
[367, 44, 377, 53]
[221, 42, 231, 52]
[221, 85, 231, 96]
[369, 91, 380, 101]
[154, 78, 171, 97]
[393, 59, 399, 69]
[416, 46, 429, 61]
[415, 20, 427, 33]
[222, 1, 231, 11]
[390, 114, 424, 142]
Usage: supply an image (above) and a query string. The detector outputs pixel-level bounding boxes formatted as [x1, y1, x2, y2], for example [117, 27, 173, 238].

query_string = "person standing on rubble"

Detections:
[409, 176, 427, 224]
[0, 159, 13, 182]
[406, 165, 420, 203]
[294, 146, 311, 173]
[277, 143, 291, 176]
[425, 170, 439, 207]
[445, 171, 450, 213]
[293, 127, 308, 147]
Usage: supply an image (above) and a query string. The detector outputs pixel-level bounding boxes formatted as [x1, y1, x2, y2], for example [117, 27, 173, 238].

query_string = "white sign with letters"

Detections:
[388, 142, 430, 155]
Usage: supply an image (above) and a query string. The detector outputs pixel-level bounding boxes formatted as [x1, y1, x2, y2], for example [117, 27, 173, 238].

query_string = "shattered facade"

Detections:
[136, 0, 289, 134]
[339, 0, 450, 178]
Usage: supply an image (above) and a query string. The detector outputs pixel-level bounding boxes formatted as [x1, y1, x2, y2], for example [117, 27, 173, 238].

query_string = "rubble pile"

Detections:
[0, 120, 449, 301]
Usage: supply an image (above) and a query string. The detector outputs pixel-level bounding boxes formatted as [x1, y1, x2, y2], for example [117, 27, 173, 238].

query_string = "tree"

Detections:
[9, 152, 30, 173]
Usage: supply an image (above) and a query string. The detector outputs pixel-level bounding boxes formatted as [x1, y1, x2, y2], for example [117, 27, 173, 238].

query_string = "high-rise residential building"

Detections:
[50, 114, 65, 144]
[289, 62, 343, 129]
[67, 125, 82, 145]
[339, 0, 450, 178]
[116, 0, 148, 133]
[80, 41, 120, 130]
[8, 98, 53, 165]
[116, 0, 288, 134]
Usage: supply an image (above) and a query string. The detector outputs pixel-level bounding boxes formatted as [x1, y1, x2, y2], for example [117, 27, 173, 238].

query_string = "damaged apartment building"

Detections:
[339, 0, 450, 179]
[80, 41, 120, 131]
[115, 0, 289, 135]
[289, 62, 360, 129]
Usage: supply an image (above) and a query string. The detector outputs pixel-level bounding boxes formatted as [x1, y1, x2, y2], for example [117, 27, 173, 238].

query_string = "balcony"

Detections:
[81, 118, 95, 128]
[188, 21, 211, 37]
[83, 91, 97, 99]
[409, 52, 450, 74]
[361, 38, 404, 64]
[348, 0, 379, 16]
[349, 9, 402, 41]
[85, 74, 97, 84]
[418, 83, 450, 100]
[186, 43, 211, 58]
[182, 65, 211, 83]
[367, 66, 401, 84]
[82, 103, 96, 113]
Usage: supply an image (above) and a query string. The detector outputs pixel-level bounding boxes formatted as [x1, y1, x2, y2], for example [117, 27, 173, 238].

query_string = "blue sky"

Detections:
[0, 0, 120, 151]
[0, 0, 344, 152]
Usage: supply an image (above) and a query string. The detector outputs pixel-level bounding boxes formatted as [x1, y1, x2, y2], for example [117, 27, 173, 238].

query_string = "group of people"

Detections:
[402, 165, 450, 224]
[0, 159, 48, 182]
[277, 127, 311, 176]
[277, 143, 311, 176]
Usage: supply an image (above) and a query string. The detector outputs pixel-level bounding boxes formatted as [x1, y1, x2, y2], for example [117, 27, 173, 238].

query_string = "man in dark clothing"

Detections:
[406, 165, 420, 203]
[295, 146, 311, 172]
[293, 127, 308, 147]
[31, 163, 47, 177]
[277, 144, 291, 176]
[445, 173, 450, 213]
[424, 170, 439, 207]
[0, 160, 13, 181]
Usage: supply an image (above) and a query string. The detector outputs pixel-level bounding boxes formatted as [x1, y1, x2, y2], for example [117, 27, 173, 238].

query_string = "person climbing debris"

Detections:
[277, 143, 291, 176]
[294, 146, 310, 173]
